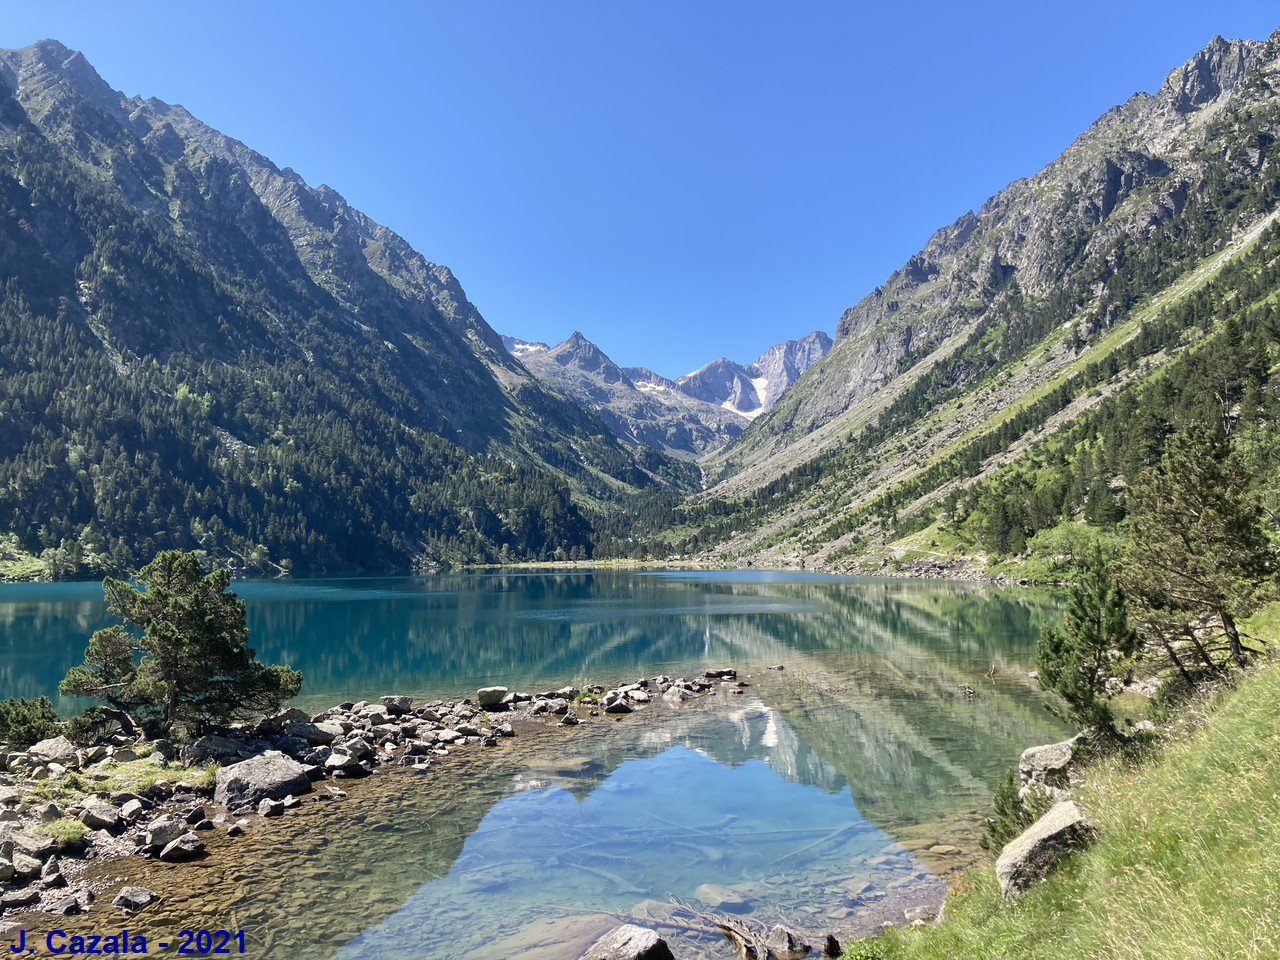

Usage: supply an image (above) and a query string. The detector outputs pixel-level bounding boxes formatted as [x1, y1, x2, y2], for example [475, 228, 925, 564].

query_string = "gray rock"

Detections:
[996, 800, 1095, 898]
[158, 832, 205, 862]
[324, 751, 362, 772]
[39, 802, 63, 823]
[11, 851, 42, 878]
[79, 798, 122, 831]
[149, 739, 177, 761]
[288, 720, 343, 745]
[29, 736, 77, 766]
[184, 805, 207, 825]
[0, 859, 12, 883]
[379, 695, 413, 715]
[0, 826, 57, 862]
[258, 798, 285, 817]
[477, 686, 509, 709]
[120, 799, 146, 821]
[578, 924, 674, 960]
[214, 752, 312, 808]
[764, 924, 810, 960]
[182, 735, 244, 765]
[1, 887, 40, 908]
[341, 737, 374, 759]
[48, 891, 83, 915]
[604, 699, 633, 715]
[1018, 736, 1081, 791]
[112, 885, 156, 912]
[663, 686, 695, 703]
[144, 815, 189, 850]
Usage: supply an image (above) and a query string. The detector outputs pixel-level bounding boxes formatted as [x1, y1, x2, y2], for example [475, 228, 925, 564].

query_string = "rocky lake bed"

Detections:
[0, 667, 976, 958]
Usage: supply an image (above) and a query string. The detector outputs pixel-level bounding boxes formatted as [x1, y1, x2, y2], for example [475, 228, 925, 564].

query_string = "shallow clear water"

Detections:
[0, 572, 1069, 957]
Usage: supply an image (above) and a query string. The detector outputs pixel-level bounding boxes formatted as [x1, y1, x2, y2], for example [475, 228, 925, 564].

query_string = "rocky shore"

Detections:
[0, 671, 755, 942]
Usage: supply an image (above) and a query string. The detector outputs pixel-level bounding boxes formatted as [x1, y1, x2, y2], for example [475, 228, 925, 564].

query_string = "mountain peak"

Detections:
[1159, 34, 1260, 114]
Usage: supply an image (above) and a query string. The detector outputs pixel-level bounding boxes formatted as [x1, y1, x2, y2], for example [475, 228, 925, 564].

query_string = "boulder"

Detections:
[1019, 737, 1080, 791]
[283, 721, 338, 745]
[996, 800, 1095, 898]
[578, 924, 674, 960]
[144, 815, 188, 850]
[1, 887, 40, 909]
[765, 924, 810, 960]
[78, 799, 122, 832]
[29, 736, 77, 766]
[379, 695, 413, 715]
[0, 858, 12, 883]
[258, 798, 285, 817]
[604, 700, 633, 715]
[0, 826, 57, 862]
[11, 851, 42, 878]
[214, 752, 312, 808]
[182, 735, 245, 765]
[112, 886, 156, 912]
[158, 832, 205, 862]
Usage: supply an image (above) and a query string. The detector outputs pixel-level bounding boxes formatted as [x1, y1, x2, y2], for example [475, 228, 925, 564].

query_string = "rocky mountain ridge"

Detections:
[667, 28, 1280, 568]
[499, 330, 830, 457]
[0, 39, 691, 576]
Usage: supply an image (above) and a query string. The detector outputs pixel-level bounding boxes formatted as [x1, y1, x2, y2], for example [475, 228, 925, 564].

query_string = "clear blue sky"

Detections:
[2, 2, 1277, 378]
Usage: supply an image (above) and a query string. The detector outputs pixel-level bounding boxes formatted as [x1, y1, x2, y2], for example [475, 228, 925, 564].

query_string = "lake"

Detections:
[0, 572, 1068, 957]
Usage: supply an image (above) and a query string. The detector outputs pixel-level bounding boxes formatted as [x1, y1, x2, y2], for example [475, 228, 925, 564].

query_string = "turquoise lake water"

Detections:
[0, 572, 1069, 957]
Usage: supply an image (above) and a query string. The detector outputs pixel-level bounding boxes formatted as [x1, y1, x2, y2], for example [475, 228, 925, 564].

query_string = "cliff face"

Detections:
[722, 34, 1268, 469]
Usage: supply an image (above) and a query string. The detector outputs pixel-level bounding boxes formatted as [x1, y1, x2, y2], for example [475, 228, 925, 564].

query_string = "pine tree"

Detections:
[60, 550, 302, 738]
[1123, 429, 1274, 667]
[1037, 545, 1137, 740]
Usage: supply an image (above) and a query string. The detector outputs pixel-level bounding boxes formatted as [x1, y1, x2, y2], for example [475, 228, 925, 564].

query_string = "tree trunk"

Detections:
[1221, 609, 1247, 667]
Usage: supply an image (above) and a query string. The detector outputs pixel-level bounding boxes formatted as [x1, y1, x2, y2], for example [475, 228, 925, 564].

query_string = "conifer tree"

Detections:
[60, 550, 302, 738]
[1037, 545, 1137, 740]
[1123, 429, 1274, 667]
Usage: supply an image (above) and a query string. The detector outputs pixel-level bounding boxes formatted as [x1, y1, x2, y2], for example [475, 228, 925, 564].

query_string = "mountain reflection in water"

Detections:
[0, 572, 1069, 958]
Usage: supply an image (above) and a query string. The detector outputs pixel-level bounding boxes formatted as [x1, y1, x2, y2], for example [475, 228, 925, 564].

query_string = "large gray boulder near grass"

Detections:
[214, 752, 312, 808]
[996, 800, 1096, 898]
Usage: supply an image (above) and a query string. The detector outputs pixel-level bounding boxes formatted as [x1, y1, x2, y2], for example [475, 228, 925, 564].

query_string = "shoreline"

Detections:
[0, 668, 977, 956]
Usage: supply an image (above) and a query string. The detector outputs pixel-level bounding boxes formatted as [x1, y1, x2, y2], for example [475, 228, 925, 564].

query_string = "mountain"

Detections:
[657, 30, 1280, 569]
[499, 330, 830, 457]
[501, 332, 748, 458]
[673, 331, 833, 419]
[0, 40, 692, 577]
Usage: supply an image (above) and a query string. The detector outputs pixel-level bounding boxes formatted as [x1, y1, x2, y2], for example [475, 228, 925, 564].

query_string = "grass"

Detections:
[844, 660, 1280, 959]
[35, 817, 89, 850]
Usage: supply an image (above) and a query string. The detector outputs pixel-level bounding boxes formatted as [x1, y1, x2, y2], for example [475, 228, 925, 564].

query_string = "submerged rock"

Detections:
[112, 885, 156, 912]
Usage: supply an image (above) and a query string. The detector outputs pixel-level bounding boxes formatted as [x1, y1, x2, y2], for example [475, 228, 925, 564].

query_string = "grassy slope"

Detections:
[847, 638, 1280, 958]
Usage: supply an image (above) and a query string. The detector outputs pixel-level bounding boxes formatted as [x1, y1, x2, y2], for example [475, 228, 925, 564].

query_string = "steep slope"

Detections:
[500, 332, 747, 458]
[0, 40, 684, 576]
[709, 34, 1265, 482]
[662, 30, 1280, 567]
